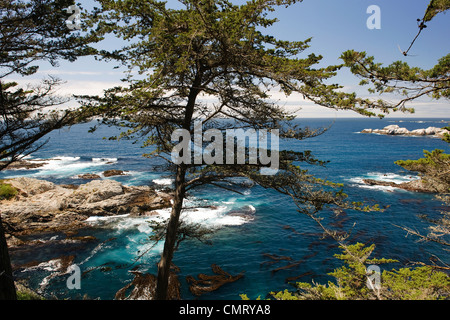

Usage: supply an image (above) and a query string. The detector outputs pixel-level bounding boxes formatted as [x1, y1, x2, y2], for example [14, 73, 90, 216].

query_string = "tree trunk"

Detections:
[0, 215, 17, 300]
[155, 165, 186, 300]
[155, 69, 202, 300]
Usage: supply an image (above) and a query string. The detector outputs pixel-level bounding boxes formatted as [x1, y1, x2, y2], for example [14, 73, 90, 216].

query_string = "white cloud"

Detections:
[7, 75, 448, 119]
[54, 80, 123, 96]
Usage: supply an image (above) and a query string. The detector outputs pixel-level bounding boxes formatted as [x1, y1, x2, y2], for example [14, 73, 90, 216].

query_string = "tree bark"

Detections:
[155, 68, 203, 300]
[0, 214, 17, 300]
[155, 165, 186, 300]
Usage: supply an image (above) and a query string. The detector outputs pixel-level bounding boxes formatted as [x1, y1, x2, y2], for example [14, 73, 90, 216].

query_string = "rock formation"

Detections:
[115, 264, 181, 300]
[361, 125, 449, 138]
[362, 178, 434, 193]
[1, 177, 172, 244]
[103, 170, 127, 177]
[0, 159, 47, 170]
[114, 271, 180, 300]
[77, 173, 101, 180]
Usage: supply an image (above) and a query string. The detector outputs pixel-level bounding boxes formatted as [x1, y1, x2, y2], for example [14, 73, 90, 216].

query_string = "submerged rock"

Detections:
[115, 269, 180, 300]
[226, 205, 256, 221]
[103, 169, 127, 177]
[77, 173, 101, 180]
[186, 264, 244, 296]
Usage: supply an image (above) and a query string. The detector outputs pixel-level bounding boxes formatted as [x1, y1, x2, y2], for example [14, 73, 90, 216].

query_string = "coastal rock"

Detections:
[362, 178, 433, 193]
[103, 169, 126, 177]
[409, 128, 427, 136]
[424, 127, 441, 135]
[361, 125, 449, 138]
[384, 125, 400, 130]
[227, 205, 256, 221]
[78, 173, 101, 180]
[7, 177, 57, 196]
[395, 127, 410, 135]
[186, 264, 244, 297]
[1, 177, 172, 242]
[436, 130, 450, 139]
[73, 179, 124, 203]
[0, 159, 47, 170]
[115, 270, 180, 300]
[384, 125, 400, 134]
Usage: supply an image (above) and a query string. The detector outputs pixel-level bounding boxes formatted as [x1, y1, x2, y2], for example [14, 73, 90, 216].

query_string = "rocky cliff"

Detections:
[1, 177, 172, 246]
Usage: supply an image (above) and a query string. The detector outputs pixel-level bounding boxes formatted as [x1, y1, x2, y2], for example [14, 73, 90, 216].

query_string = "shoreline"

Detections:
[1, 177, 173, 247]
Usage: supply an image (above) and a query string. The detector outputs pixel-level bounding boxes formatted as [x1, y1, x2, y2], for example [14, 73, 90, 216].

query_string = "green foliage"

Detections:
[0, 181, 18, 200]
[441, 125, 450, 143]
[395, 149, 450, 168]
[0, 0, 99, 78]
[16, 290, 44, 300]
[395, 149, 450, 193]
[268, 243, 450, 300]
[240, 293, 261, 300]
[340, 1, 449, 112]
[423, 0, 450, 22]
[395, 149, 450, 248]
[340, 50, 449, 114]
[0, 0, 100, 170]
[382, 266, 450, 300]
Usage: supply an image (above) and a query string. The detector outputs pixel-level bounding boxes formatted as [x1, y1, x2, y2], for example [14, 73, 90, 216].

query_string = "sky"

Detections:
[9, 0, 450, 118]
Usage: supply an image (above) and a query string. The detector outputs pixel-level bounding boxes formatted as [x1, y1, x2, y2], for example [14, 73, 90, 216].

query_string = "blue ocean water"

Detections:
[3, 117, 450, 300]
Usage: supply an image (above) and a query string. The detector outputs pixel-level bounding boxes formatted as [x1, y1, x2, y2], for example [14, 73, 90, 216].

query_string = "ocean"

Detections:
[2, 117, 450, 300]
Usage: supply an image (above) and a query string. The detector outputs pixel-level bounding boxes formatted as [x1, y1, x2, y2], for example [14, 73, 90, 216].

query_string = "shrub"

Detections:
[0, 181, 18, 200]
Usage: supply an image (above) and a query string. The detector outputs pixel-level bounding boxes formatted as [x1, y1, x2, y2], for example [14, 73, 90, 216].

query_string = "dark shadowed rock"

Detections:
[115, 269, 180, 300]
[103, 170, 127, 177]
[78, 173, 101, 180]
[186, 264, 244, 296]
[0, 160, 47, 170]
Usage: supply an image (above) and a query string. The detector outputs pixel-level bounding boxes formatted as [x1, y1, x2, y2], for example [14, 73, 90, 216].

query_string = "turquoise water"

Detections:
[3, 118, 449, 300]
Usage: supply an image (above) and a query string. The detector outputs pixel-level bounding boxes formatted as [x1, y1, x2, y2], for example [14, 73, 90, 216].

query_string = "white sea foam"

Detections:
[154, 205, 253, 228]
[79, 241, 111, 265]
[22, 259, 62, 273]
[85, 214, 130, 223]
[365, 172, 419, 183]
[81, 199, 254, 266]
[22, 156, 118, 178]
[152, 178, 174, 185]
[20, 258, 69, 290]
[357, 184, 397, 192]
